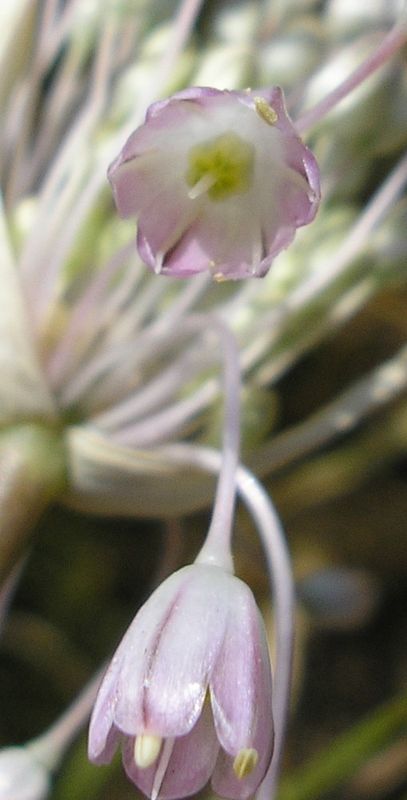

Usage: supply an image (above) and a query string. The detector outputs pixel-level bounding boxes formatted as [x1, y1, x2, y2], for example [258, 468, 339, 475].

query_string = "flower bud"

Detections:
[0, 747, 50, 800]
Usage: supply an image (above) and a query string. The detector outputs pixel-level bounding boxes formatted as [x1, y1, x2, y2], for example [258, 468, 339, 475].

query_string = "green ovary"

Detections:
[186, 132, 255, 201]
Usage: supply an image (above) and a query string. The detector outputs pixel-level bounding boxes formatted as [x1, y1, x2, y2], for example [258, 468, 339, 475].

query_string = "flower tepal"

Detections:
[88, 563, 274, 800]
[108, 87, 320, 280]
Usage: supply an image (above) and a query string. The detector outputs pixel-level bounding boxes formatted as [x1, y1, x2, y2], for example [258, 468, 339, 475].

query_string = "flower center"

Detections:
[185, 132, 254, 201]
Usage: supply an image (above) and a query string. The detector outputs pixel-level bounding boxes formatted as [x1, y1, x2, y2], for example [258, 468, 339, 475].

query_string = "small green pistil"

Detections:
[186, 132, 254, 201]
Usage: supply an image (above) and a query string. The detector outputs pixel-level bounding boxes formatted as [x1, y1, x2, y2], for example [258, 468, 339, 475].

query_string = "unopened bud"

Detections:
[0, 746, 50, 800]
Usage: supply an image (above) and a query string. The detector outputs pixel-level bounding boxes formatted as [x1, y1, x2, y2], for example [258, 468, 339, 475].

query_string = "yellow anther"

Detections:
[134, 734, 162, 769]
[254, 97, 278, 126]
[233, 748, 259, 780]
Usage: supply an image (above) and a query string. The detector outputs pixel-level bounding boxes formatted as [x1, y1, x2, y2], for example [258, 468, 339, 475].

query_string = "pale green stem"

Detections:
[22, 0, 204, 322]
[134, 0, 206, 115]
[20, 16, 118, 301]
[62, 273, 208, 409]
[255, 276, 375, 387]
[106, 309, 230, 448]
[0, 557, 26, 633]
[278, 689, 407, 800]
[242, 150, 407, 371]
[112, 314, 234, 454]
[93, 345, 213, 431]
[252, 342, 407, 476]
[88, 273, 210, 411]
[25, 36, 86, 190]
[46, 240, 137, 389]
[28, 667, 105, 772]
[5, 0, 81, 205]
[296, 19, 407, 133]
[0, 424, 67, 583]
[113, 382, 216, 446]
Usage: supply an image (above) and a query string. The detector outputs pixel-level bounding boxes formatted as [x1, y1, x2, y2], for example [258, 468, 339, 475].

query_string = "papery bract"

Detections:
[88, 563, 274, 800]
[108, 86, 320, 280]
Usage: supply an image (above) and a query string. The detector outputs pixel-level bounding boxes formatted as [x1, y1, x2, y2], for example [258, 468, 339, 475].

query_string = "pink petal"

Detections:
[112, 567, 195, 735]
[145, 87, 225, 122]
[136, 183, 197, 266]
[111, 565, 229, 737]
[162, 208, 257, 279]
[140, 566, 229, 736]
[109, 148, 196, 246]
[210, 583, 274, 798]
[152, 218, 212, 277]
[88, 656, 124, 762]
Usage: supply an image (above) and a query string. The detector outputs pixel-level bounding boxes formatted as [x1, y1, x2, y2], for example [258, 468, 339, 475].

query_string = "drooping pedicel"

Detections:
[108, 86, 321, 280]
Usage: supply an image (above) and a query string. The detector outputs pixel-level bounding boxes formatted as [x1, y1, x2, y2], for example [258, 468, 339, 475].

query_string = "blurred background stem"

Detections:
[278, 689, 407, 800]
[0, 423, 67, 584]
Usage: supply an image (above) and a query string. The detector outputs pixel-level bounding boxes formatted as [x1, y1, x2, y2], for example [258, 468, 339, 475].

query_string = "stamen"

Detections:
[154, 251, 164, 275]
[210, 261, 229, 282]
[134, 734, 162, 769]
[254, 97, 278, 126]
[188, 173, 217, 200]
[233, 748, 259, 779]
[213, 271, 229, 283]
[251, 234, 264, 275]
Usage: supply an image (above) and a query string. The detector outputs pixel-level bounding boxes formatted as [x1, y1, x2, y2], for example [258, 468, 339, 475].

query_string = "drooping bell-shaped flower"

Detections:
[88, 563, 273, 800]
[108, 86, 320, 280]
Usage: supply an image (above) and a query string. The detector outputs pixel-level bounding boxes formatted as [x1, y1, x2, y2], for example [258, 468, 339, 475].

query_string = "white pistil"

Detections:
[213, 271, 229, 283]
[134, 734, 162, 769]
[188, 173, 217, 200]
[233, 748, 259, 779]
[151, 737, 175, 800]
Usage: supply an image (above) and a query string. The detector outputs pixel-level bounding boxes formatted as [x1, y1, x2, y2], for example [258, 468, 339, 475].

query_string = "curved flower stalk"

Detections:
[108, 86, 320, 279]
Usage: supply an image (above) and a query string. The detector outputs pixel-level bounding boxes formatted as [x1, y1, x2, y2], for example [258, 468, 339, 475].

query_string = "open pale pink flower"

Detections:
[88, 563, 273, 800]
[108, 86, 320, 280]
